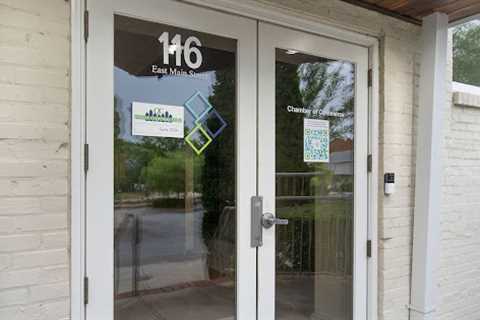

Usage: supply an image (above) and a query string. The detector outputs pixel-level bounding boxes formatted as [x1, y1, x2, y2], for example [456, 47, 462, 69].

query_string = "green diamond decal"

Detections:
[185, 125, 212, 155]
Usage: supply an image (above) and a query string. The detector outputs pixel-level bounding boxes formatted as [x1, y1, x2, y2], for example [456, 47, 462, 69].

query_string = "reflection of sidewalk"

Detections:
[116, 281, 235, 320]
[115, 208, 207, 266]
[276, 274, 351, 320]
[117, 277, 231, 299]
[116, 275, 350, 320]
[114, 204, 236, 320]
[116, 257, 209, 296]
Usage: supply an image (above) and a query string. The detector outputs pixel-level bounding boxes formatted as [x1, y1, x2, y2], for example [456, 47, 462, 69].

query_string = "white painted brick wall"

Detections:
[0, 1, 70, 320]
[0, 1, 477, 320]
[437, 32, 480, 320]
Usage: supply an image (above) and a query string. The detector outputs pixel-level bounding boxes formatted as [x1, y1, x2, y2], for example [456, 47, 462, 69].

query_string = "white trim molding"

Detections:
[453, 81, 480, 96]
[449, 14, 480, 28]
[367, 44, 379, 320]
[453, 93, 480, 109]
[453, 82, 480, 108]
[70, 0, 86, 320]
[410, 12, 449, 320]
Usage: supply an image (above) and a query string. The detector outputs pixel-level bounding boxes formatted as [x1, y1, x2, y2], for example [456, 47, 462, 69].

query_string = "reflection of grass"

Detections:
[115, 192, 148, 201]
[114, 191, 180, 203]
[276, 199, 352, 220]
[115, 192, 198, 209]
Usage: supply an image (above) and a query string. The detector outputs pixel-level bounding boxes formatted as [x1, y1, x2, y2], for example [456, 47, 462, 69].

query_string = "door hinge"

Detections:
[84, 276, 89, 305]
[367, 154, 372, 172]
[367, 240, 372, 258]
[84, 10, 89, 42]
[367, 69, 373, 87]
[84, 143, 89, 172]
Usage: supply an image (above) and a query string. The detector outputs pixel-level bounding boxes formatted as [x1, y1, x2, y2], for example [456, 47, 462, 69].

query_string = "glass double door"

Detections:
[86, 1, 369, 320]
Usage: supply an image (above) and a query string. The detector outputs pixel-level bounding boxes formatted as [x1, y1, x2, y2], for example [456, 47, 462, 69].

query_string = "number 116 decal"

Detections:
[158, 32, 203, 69]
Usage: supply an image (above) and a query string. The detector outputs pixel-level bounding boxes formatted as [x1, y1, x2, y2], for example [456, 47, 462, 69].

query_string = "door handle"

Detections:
[251, 196, 289, 248]
[262, 213, 289, 229]
[251, 196, 263, 247]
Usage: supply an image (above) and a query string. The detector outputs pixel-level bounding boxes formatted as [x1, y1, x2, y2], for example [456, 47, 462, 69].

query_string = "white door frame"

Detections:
[257, 22, 370, 320]
[82, 0, 258, 319]
[71, 1, 379, 319]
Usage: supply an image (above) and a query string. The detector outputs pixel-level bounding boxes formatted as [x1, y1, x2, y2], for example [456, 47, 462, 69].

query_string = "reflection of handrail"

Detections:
[275, 171, 336, 177]
[276, 213, 353, 276]
[129, 214, 140, 297]
[276, 194, 352, 201]
[114, 214, 142, 298]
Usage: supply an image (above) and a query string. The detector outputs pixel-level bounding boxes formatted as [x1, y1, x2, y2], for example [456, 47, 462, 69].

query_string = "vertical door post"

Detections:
[410, 12, 448, 320]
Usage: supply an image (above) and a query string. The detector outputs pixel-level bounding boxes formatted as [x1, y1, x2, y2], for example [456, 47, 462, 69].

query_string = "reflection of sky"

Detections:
[114, 67, 216, 141]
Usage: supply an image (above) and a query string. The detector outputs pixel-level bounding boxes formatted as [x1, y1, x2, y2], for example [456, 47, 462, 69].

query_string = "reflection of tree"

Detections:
[114, 96, 157, 195]
[275, 58, 355, 275]
[201, 67, 236, 243]
[310, 165, 334, 195]
[114, 95, 183, 197]
[299, 61, 354, 140]
[298, 61, 354, 195]
[276, 62, 306, 172]
[453, 23, 480, 86]
[141, 151, 203, 196]
[275, 60, 354, 175]
[114, 96, 191, 194]
[114, 97, 127, 194]
[140, 136, 184, 155]
[275, 60, 334, 195]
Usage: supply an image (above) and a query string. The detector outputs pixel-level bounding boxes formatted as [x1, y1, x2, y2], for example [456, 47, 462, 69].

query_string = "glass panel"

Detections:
[453, 21, 480, 87]
[114, 15, 237, 320]
[275, 49, 355, 320]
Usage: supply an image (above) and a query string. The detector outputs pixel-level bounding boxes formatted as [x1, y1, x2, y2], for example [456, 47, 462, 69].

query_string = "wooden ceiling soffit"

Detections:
[341, 0, 422, 25]
[341, 0, 480, 25]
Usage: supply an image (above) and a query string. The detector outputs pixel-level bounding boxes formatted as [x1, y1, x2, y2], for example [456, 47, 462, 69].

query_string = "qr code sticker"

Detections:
[304, 119, 329, 163]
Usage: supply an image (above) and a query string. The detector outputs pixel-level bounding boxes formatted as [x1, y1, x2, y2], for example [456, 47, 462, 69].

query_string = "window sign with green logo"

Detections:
[131, 102, 184, 138]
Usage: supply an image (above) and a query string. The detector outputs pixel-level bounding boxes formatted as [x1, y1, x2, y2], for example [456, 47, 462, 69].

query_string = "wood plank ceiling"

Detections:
[341, 0, 480, 24]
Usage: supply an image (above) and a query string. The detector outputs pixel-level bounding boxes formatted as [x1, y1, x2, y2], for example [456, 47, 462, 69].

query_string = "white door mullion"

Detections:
[257, 22, 277, 320]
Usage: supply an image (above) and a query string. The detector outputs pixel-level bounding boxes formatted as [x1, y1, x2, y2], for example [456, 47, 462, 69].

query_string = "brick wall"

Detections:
[0, 1, 70, 319]
[438, 32, 480, 320]
[0, 1, 478, 320]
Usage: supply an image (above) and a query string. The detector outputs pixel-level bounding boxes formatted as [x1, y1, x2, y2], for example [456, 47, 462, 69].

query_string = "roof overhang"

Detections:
[341, 0, 480, 25]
